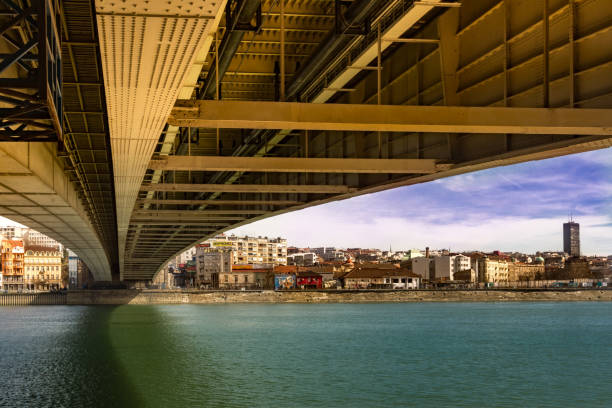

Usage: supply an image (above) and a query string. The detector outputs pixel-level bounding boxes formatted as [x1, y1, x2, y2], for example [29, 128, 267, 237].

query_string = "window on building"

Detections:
[401, 278, 406, 283]
[244, 275, 248, 283]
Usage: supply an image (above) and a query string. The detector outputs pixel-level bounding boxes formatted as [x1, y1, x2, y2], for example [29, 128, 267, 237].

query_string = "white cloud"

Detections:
[228, 208, 612, 255]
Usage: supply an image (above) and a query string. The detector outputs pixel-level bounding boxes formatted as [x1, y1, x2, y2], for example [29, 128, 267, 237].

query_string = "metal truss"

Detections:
[0, 0, 61, 142]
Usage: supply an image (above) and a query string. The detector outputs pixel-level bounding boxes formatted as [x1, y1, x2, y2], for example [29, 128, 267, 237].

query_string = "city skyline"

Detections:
[1, 148, 610, 256]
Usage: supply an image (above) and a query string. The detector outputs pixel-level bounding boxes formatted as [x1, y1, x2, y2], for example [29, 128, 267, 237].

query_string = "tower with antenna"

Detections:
[563, 216, 580, 257]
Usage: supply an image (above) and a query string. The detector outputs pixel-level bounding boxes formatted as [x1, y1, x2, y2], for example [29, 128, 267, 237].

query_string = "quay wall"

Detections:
[64, 289, 612, 305]
[0, 293, 67, 306]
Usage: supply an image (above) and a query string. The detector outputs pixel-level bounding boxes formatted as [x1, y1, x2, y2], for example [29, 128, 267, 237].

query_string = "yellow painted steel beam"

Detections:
[132, 210, 269, 216]
[130, 216, 244, 223]
[149, 156, 446, 174]
[169, 100, 612, 135]
[137, 199, 303, 206]
[140, 183, 356, 194]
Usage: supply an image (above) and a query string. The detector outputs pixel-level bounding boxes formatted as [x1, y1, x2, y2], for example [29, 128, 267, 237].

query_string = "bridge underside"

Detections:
[2, 0, 610, 282]
[0, 0, 117, 280]
[120, 0, 612, 280]
[0, 142, 111, 280]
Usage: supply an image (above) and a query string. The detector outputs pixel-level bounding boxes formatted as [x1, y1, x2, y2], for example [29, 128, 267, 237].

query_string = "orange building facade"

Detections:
[1, 240, 25, 291]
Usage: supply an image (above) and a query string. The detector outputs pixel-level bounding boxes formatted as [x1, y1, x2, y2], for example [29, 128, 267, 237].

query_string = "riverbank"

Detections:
[68, 289, 612, 305]
[1, 289, 611, 306]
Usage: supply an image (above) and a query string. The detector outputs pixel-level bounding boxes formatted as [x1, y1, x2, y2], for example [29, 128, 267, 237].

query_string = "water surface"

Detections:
[0, 302, 611, 407]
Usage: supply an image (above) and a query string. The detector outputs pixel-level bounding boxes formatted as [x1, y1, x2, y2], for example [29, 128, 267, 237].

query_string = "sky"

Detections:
[1, 148, 611, 256]
[228, 148, 612, 256]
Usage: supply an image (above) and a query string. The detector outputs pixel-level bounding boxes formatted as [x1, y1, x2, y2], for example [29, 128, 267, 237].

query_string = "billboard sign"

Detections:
[213, 241, 233, 247]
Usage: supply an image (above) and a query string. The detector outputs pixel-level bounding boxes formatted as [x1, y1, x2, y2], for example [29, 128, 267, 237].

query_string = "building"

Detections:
[287, 252, 317, 266]
[219, 265, 274, 289]
[195, 245, 232, 288]
[205, 235, 287, 265]
[1, 239, 24, 291]
[508, 262, 545, 282]
[23, 230, 62, 250]
[0, 226, 28, 240]
[563, 221, 580, 257]
[545, 257, 592, 280]
[344, 267, 420, 289]
[431, 255, 471, 281]
[453, 269, 476, 282]
[24, 246, 63, 290]
[412, 257, 434, 280]
[403, 249, 424, 260]
[311, 247, 346, 262]
[68, 250, 78, 288]
[296, 271, 323, 289]
[0, 227, 62, 250]
[434, 256, 455, 280]
[472, 257, 509, 285]
[172, 246, 196, 267]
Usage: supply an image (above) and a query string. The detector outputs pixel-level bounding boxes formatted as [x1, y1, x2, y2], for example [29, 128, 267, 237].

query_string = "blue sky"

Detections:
[1, 148, 610, 256]
[230, 148, 612, 255]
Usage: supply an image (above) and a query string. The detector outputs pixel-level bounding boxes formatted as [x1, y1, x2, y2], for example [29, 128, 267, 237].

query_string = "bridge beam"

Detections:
[149, 156, 447, 174]
[132, 210, 269, 216]
[137, 199, 303, 206]
[140, 183, 355, 194]
[169, 100, 612, 135]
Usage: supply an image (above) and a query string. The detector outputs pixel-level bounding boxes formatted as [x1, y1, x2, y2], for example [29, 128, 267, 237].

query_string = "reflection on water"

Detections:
[0, 306, 141, 407]
[1, 303, 612, 407]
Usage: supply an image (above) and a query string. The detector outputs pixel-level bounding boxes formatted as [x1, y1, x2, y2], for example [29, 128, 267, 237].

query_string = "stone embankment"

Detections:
[0, 293, 67, 306]
[64, 289, 612, 305]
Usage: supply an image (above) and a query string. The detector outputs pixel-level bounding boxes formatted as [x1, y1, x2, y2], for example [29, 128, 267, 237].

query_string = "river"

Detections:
[0, 302, 610, 407]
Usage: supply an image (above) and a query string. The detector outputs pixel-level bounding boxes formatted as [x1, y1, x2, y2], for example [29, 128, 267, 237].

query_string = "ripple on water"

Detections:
[0, 303, 611, 407]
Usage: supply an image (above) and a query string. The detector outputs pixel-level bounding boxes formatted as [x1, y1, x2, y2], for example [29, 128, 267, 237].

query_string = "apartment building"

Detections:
[508, 262, 545, 282]
[0, 227, 28, 240]
[24, 230, 62, 250]
[473, 257, 509, 285]
[1, 240, 24, 291]
[205, 235, 287, 265]
[24, 246, 63, 290]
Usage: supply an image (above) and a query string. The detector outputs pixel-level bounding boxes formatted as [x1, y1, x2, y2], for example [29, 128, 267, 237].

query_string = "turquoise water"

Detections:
[0, 303, 611, 407]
